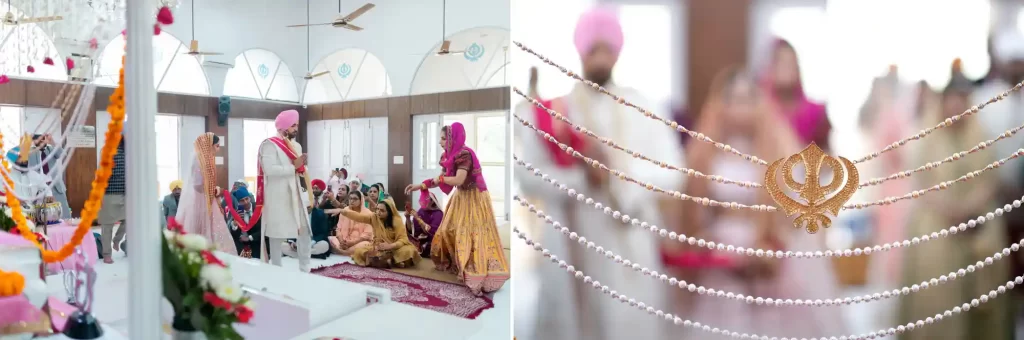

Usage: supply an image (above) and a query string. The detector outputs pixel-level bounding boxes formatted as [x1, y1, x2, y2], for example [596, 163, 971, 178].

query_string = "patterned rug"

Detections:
[312, 262, 494, 319]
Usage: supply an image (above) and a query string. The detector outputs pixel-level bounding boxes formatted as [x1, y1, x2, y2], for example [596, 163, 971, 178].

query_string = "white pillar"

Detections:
[125, 0, 162, 338]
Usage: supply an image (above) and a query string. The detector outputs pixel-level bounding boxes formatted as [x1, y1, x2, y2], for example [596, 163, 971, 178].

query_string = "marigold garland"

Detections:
[0, 269, 25, 297]
[0, 54, 126, 263]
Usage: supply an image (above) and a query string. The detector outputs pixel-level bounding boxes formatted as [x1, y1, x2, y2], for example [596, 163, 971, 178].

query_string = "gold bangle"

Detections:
[420, 183, 427, 190]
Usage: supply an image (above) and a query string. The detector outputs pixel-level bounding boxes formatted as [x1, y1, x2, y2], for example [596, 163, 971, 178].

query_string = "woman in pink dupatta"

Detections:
[404, 122, 509, 295]
[174, 133, 237, 253]
[762, 38, 832, 152]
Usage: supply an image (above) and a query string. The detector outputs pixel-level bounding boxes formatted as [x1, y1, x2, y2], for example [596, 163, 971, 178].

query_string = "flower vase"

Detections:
[170, 317, 206, 340]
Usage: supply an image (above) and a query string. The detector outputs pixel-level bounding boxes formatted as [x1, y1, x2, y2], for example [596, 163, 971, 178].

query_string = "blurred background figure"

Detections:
[512, 1, 1024, 339]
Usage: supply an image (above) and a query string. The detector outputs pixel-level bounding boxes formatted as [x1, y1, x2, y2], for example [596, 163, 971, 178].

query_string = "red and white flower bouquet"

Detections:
[163, 222, 254, 340]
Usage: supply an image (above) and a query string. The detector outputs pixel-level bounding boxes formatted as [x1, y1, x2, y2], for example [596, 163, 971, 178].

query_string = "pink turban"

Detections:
[574, 6, 624, 58]
[275, 109, 299, 131]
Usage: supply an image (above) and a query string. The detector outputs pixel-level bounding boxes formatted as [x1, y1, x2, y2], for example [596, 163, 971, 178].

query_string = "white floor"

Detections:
[62, 250, 510, 339]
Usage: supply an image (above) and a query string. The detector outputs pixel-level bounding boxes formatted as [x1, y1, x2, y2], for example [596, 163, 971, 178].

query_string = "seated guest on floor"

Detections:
[161, 180, 182, 228]
[314, 179, 346, 228]
[227, 187, 262, 259]
[328, 168, 348, 191]
[222, 179, 249, 210]
[335, 184, 350, 208]
[337, 199, 420, 268]
[328, 191, 373, 256]
[406, 191, 443, 258]
[405, 123, 509, 295]
[283, 178, 332, 259]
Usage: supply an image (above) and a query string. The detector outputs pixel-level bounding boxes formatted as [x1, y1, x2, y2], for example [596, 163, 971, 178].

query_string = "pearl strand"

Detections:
[514, 227, 1024, 340]
[853, 83, 1024, 164]
[513, 88, 763, 189]
[513, 41, 770, 167]
[859, 121, 1024, 188]
[515, 158, 1024, 258]
[514, 40, 1024, 168]
[845, 148, 1024, 209]
[512, 123, 777, 212]
[515, 197, 1022, 307]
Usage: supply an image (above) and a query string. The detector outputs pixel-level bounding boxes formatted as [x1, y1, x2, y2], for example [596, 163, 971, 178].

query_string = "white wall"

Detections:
[150, 0, 510, 97]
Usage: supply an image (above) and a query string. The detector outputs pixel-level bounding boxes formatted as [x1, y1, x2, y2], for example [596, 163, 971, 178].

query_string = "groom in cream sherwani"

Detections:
[258, 109, 312, 272]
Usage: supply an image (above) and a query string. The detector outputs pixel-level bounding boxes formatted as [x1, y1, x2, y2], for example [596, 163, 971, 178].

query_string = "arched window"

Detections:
[223, 49, 299, 102]
[0, 4, 67, 81]
[302, 48, 392, 104]
[410, 27, 510, 95]
[94, 32, 210, 95]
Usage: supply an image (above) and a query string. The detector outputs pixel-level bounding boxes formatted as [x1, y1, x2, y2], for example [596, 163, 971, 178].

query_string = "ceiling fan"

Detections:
[181, 0, 221, 56]
[435, 0, 463, 56]
[287, 2, 374, 31]
[300, 0, 328, 80]
[2, 2, 62, 26]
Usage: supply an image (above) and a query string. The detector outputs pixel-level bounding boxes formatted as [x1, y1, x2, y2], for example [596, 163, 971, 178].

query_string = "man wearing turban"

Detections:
[518, 6, 678, 340]
[256, 109, 312, 272]
[227, 186, 262, 259]
[160, 180, 182, 228]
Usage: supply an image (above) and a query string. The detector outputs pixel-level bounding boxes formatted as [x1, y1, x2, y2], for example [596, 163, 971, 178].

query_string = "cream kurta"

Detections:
[258, 138, 309, 239]
[519, 84, 684, 340]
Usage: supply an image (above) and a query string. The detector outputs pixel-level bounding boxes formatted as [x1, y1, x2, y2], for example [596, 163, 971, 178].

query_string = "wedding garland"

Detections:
[0, 54, 125, 263]
[0, 269, 24, 297]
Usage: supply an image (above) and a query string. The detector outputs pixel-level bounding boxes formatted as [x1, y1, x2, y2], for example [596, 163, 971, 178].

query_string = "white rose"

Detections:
[199, 265, 231, 290]
[176, 234, 208, 251]
[243, 299, 256, 310]
[4, 207, 11, 217]
[162, 230, 175, 241]
[215, 284, 244, 303]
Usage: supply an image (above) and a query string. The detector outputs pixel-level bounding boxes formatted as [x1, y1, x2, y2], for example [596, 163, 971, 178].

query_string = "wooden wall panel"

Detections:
[0, 78, 301, 217]
[686, 0, 750, 117]
[307, 87, 510, 208]
[387, 97, 412, 203]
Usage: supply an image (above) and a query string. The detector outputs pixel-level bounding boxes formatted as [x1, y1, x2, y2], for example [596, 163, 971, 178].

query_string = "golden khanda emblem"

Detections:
[764, 143, 859, 234]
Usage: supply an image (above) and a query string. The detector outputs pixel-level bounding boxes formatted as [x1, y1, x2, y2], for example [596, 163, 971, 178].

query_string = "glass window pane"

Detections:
[420, 122, 440, 170]
[0, 107, 23, 152]
[476, 115, 506, 163]
[410, 27, 511, 94]
[223, 53, 262, 99]
[481, 165, 506, 200]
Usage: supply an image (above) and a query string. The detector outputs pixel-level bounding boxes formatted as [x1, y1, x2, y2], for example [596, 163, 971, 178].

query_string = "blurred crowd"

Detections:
[514, 4, 1024, 340]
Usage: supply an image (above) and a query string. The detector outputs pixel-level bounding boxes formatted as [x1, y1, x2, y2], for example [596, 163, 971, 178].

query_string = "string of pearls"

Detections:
[514, 41, 1024, 167]
[513, 88, 762, 189]
[515, 101, 1024, 212]
[515, 196, 1020, 307]
[859, 121, 1024, 188]
[513, 225, 1024, 340]
[514, 41, 769, 167]
[513, 117, 778, 212]
[845, 148, 1024, 209]
[515, 158, 1024, 258]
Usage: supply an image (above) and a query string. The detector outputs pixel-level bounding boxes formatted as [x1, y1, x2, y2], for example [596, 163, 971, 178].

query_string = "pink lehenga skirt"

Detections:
[681, 217, 846, 339]
[179, 200, 237, 254]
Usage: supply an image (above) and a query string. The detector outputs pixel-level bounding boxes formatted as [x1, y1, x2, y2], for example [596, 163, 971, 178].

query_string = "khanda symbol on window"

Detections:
[764, 143, 859, 234]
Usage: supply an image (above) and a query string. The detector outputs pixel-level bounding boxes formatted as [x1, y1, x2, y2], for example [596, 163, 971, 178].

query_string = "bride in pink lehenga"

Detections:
[174, 133, 237, 253]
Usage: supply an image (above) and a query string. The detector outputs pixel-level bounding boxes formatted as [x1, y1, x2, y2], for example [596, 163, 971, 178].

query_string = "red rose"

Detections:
[26, 65, 34, 73]
[66, 58, 75, 70]
[43, 58, 54, 65]
[0, 75, 8, 84]
[234, 305, 253, 323]
[153, 24, 162, 36]
[203, 292, 232, 310]
[200, 250, 226, 267]
[157, 6, 174, 25]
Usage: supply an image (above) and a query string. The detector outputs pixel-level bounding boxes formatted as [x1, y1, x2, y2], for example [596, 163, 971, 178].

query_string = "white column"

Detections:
[125, 0, 162, 338]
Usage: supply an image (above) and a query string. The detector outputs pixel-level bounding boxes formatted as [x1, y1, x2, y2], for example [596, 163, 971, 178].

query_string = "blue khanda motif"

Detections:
[338, 63, 352, 78]
[257, 63, 270, 79]
[464, 43, 484, 62]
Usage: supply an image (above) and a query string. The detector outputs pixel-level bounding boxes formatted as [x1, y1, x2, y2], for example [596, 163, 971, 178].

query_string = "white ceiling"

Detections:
[2, 0, 510, 99]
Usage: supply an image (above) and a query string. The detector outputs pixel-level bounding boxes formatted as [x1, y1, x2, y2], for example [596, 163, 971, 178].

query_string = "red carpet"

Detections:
[311, 262, 494, 319]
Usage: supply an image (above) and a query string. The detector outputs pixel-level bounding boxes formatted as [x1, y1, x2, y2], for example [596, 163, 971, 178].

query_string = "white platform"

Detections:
[291, 303, 479, 340]
[44, 251, 510, 339]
